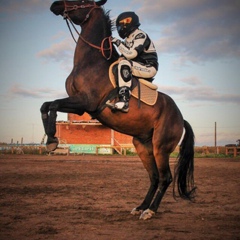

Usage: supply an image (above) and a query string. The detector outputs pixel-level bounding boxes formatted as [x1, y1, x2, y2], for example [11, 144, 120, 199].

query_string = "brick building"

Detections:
[55, 113, 134, 154]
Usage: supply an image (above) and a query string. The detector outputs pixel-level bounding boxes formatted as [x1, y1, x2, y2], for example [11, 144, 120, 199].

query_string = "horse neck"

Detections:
[74, 9, 111, 66]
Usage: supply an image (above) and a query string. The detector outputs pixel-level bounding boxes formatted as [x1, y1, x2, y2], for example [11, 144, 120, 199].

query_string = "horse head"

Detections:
[50, 0, 107, 25]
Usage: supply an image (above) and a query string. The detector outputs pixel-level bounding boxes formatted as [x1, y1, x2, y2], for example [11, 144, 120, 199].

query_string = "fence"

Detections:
[0, 144, 239, 157]
[225, 147, 240, 157]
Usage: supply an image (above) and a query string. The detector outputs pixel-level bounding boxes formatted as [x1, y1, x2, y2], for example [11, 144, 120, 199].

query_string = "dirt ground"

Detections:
[0, 154, 239, 240]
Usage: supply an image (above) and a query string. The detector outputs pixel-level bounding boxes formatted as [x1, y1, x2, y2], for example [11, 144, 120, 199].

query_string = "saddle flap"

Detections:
[139, 79, 158, 90]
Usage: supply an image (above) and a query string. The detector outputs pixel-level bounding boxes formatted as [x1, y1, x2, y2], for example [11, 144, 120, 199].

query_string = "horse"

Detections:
[40, 0, 196, 220]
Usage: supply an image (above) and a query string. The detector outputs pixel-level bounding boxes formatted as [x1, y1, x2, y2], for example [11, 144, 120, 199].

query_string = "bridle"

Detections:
[62, 0, 112, 60]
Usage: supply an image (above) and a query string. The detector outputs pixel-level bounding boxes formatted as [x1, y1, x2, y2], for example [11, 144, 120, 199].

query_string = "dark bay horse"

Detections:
[40, 0, 196, 220]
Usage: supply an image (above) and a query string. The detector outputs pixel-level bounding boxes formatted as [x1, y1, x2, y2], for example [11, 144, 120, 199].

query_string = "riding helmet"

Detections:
[116, 12, 140, 39]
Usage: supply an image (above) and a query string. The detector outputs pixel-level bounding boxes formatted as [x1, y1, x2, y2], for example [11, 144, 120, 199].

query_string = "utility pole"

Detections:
[214, 122, 216, 148]
[214, 122, 218, 154]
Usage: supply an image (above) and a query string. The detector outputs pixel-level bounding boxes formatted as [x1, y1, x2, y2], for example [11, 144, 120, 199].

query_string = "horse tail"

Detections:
[173, 120, 196, 200]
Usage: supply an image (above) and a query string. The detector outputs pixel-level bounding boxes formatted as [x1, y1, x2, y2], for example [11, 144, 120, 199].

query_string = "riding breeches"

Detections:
[118, 59, 157, 88]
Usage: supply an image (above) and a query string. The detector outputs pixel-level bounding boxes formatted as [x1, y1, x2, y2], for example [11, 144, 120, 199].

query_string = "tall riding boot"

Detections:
[115, 86, 131, 113]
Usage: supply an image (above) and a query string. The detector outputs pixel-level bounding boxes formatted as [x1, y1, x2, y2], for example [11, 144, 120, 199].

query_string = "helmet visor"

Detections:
[117, 25, 122, 32]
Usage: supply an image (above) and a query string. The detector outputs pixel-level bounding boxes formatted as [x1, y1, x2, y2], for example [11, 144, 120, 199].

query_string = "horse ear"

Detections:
[95, 0, 107, 6]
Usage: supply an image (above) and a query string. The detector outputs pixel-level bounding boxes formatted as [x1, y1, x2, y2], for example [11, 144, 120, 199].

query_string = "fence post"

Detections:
[234, 148, 237, 157]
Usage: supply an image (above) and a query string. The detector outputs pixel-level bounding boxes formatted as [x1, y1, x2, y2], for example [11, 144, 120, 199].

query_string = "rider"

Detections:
[112, 11, 158, 112]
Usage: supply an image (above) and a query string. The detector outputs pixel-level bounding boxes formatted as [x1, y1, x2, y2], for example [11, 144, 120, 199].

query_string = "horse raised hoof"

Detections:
[130, 207, 143, 216]
[139, 209, 155, 220]
[46, 137, 59, 152]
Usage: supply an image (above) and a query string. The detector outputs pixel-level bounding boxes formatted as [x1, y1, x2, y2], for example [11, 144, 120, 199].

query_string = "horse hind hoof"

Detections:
[139, 209, 155, 220]
[130, 208, 143, 216]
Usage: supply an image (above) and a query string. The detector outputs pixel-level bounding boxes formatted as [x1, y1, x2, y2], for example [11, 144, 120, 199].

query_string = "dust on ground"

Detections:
[0, 154, 239, 240]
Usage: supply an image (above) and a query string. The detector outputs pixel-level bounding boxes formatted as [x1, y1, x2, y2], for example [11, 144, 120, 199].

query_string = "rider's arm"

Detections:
[116, 32, 148, 60]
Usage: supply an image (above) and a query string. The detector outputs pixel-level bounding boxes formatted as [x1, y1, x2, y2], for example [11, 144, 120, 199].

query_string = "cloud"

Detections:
[136, 0, 240, 63]
[9, 84, 67, 99]
[37, 38, 74, 62]
[160, 82, 240, 104]
[37, 37, 74, 71]
[180, 77, 202, 86]
[195, 129, 240, 146]
[0, 0, 52, 13]
[37, 0, 240, 68]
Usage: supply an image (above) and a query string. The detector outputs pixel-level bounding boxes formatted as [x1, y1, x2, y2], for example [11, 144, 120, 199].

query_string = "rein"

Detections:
[63, 0, 112, 60]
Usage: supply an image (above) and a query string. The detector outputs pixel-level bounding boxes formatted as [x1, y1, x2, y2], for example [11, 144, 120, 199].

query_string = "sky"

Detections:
[0, 0, 240, 146]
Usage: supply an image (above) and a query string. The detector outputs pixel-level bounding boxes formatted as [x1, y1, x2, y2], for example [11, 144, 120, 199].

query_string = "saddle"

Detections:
[109, 60, 158, 106]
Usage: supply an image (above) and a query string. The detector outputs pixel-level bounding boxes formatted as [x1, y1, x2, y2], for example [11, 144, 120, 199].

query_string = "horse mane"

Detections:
[103, 9, 116, 36]
[102, 9, 119, 61]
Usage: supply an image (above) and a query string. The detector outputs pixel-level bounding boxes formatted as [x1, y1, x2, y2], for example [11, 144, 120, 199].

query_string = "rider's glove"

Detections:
[111, 37, 121, 47]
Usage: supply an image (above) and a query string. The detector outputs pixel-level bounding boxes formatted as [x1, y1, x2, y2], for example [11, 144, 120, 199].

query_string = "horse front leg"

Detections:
[40, 96, 86, 152]
[40, 101, 59, 152]
[40, 101, 51, 135]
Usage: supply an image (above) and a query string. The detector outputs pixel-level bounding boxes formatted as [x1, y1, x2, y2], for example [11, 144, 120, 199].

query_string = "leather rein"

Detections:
[63, 0, 112, 60]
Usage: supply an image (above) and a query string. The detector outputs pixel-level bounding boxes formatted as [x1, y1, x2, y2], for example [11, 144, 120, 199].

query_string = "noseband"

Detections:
[63, 0, 112, 60]
[63, 0, 99, 25]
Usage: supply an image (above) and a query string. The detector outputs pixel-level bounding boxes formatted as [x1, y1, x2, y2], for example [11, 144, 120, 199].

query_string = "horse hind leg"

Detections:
[131, 137, 159, 216]
[140, 152, 172, 220]
[136, 149, 173, 221]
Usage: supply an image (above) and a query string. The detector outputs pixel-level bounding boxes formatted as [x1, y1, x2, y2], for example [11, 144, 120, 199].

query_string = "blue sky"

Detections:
[0, 0, 239, 146]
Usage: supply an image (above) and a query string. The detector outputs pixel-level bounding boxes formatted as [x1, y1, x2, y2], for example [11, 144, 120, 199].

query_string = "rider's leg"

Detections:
[131, 61, 157, 79]
[115, 59, 132, 112]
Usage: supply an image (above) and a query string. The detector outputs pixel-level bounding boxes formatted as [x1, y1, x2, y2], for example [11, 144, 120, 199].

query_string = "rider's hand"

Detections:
[111, 37, 121, 47]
